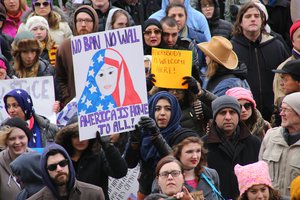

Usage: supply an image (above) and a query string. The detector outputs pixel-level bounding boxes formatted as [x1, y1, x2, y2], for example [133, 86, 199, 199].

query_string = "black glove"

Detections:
[138, 116, 159, 136]
[129, 125, 141, 144]
[146, 74, 156, 92]
[182, 76, 200, 94]
[98, 131, 112, 149]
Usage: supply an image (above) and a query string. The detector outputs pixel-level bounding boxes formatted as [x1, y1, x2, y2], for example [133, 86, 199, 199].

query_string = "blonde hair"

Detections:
[206, 60, 219, 78]
[0, 126, 14, 149]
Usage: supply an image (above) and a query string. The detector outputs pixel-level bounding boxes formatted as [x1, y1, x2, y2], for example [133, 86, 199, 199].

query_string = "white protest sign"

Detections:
[0, 76, 56, 123]
[108, 165, 139, 200]
[72, 26, 148, 140]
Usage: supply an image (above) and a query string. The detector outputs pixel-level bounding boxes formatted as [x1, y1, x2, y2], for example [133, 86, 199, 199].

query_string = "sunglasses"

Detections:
[34, 1, 50, 7]
[240, 102, 252, 110]
[144, 29, 162, 36]
[47, 159, 68, 171]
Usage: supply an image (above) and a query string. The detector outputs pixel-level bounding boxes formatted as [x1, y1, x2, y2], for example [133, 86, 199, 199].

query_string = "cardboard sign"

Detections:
[151, 48, 192, 89]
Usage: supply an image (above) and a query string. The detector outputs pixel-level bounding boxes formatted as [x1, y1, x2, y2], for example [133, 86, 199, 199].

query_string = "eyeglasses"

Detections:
[34, 1, 50, 7]
[144, 29, 162, 36]
[76, 18, 93, 24]
[280, 107, 294, 114]
[240, 103, 252, 110]
[47, 159, 68, 171]
[158, 170, 181, 179]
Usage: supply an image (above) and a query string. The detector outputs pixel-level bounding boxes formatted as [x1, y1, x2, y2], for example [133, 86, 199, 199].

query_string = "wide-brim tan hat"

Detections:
[198, 36, 238, 70]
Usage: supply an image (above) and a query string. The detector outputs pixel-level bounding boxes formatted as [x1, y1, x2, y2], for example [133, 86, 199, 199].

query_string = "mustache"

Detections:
[55, 172, 67, 179]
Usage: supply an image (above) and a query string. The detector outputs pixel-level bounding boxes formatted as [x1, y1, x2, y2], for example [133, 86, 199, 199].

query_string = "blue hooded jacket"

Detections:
[40, 144, 76, 200]
[149, 0, 211, 41]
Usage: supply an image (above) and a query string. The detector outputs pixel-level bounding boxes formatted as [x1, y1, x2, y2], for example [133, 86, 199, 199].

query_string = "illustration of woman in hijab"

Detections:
[78, 48, 141, 114]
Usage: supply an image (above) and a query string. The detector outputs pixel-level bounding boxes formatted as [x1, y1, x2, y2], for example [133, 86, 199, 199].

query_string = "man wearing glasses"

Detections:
[56, 5, 99, 108]
[27, 143, 105, 199]
[259, 92, 300, 197]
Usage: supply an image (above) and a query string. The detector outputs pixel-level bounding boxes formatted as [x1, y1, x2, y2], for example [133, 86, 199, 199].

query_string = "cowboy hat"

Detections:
[198, 36, 238, 69]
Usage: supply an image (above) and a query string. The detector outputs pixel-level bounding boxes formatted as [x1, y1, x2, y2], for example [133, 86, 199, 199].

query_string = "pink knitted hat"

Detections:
[226, 87, 256, 108]
[234, 161, 273, 196]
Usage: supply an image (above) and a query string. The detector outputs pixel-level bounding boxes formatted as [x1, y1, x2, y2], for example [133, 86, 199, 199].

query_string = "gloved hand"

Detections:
[98, 131, 112, 149]
[138, 116, 159, 136]
[146, 74, 156, 92]
[129, 125, 141, 144]
[182, 76, 200, 94]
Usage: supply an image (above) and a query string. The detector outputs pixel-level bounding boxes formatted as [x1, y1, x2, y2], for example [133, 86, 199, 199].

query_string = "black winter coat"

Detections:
[231, 33, 289, 121]
[202, 122, 261, 200]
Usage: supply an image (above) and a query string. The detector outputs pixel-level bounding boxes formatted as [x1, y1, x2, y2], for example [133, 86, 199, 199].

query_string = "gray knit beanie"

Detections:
[212, 95, 241, 119]
[282, 92, 300, 116]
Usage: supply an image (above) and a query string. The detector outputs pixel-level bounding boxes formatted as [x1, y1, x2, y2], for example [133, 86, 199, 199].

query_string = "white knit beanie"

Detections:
[282, 92, 300, 116]
[26, 16, 50, 32]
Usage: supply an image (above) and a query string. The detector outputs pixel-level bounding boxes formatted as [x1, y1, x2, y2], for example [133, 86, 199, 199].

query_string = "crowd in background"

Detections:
[0, 0, 300, 199]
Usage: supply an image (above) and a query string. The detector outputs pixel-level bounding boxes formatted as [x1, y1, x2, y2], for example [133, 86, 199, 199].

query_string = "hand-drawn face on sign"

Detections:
[78, 48, 142, 115]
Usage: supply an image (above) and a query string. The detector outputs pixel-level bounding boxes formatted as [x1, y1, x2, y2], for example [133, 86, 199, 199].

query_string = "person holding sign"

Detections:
[198, 36, 250, 96]
[3, 89, 59, 148]
[55, 120, 128, 200]
[124, 91, 184, 199]
[78, 48, 141, 114]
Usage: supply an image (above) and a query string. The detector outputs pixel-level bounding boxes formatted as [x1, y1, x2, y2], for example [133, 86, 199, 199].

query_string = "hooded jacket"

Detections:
[10, 152, 44, 200]
[231, 33, 290, 121]
[28, 143, 105, 200]
[205, 62, 250, 96]
[55, 5, 99, 107]
[149, 0, 211, 41]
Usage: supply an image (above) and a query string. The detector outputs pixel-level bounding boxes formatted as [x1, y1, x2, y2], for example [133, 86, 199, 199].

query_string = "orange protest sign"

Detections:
[151, 48, 192, 89]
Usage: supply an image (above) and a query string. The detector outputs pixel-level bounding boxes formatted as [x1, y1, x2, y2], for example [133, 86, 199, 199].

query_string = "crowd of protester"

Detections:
[0, 0, 300, 199]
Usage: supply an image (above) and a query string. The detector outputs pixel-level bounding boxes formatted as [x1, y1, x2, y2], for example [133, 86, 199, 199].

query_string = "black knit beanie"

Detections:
[4, 117, 32, 141]
[212, 95, 241, 119]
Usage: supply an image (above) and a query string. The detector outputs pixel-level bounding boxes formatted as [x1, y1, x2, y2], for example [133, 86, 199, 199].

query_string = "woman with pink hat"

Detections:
[226, 87, 270, 140]
[234, 161, 288, 200]
[197, 36, 250, 96]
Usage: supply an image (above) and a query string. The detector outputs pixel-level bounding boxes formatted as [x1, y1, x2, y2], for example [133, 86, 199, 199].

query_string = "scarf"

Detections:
[292, 48, 300, 60]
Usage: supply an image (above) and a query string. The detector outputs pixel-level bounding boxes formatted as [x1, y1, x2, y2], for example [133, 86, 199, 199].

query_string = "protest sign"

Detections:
[108, 165, 139, 200]
[151, 48, 192, 89]
[0, 76, 56, 123]
[72, 26, 148, 140]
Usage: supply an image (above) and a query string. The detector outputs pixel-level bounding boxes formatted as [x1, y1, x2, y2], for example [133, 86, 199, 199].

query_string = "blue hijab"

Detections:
[140, 91, 181, 162]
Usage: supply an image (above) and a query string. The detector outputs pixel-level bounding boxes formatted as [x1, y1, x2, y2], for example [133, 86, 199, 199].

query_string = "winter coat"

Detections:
[259, 127, 300, 196]
[55, 5, 99, 107]
[55, 129, 128, 200]
[202, 122, 261, 199]
[188, 167, 223, 200]
[0, 149, 22, 200]
[27, 144, 105, 200]
[231, 33, 290, 121]
[2, 11, 25, 38]
[18, 7, 72, 46]
[10, 152, 44, 200]
[205, 62, 250, 96]
[149, 0, 211, 41]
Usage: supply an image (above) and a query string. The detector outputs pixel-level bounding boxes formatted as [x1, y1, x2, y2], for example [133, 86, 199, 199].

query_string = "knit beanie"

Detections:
[234, 161, 273, 196]
[142, 18, 162, 32]
[74, 6, 95, 23]
[168, 128, 199, 147]
[212, 95, 241, 119]
[3, 117, 32, 141]
[26, 16, 50, 32]
[4, 89, 34, 120]
[13, 31, 41, 52]
[225, 87, 256, 108]
[31, 0, 53, 9]
[291, 176, 300, 200]
[290, 20, 300, 41]
[282, 92, 300, 116]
